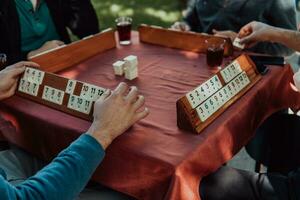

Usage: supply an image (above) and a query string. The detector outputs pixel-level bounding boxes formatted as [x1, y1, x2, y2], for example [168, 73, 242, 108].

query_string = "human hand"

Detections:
[238, 21, 276, 48]
[171, 21, 191, 31]
[0, 61, 40, 100]
[27, 40, 65, 58]
[213, 29, 237, 42]
[87, 83, 149, 149]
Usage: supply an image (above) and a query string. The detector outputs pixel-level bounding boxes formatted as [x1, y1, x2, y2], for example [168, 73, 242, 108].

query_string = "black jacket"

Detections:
[0, 0, 99, 66]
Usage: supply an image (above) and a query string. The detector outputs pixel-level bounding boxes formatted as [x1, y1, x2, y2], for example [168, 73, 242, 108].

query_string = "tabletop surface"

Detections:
[1, 32, 300, 200]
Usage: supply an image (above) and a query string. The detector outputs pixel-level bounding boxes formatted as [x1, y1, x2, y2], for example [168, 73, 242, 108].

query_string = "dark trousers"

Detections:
[246, 112, 300, 173]
[200, 113, 300, 200]
[200, 166, 294, 200]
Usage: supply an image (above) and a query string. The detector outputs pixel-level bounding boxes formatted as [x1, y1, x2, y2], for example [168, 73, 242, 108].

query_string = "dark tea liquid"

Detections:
[117, 22, 132, 44]
[206, 47, 224, 67]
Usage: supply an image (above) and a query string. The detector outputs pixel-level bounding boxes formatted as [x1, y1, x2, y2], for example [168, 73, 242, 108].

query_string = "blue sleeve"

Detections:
[0, 134, 105, 200]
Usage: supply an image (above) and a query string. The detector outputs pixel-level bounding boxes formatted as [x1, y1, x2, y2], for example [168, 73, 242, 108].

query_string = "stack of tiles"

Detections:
[124, 55, 138, 80]
[112, 55, 138, 80]
[113, 61, 125, 76]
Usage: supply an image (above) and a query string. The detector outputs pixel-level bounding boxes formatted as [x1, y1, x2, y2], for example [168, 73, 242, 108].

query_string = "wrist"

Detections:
[268, 27, 284, 43]
[87, 123, 112, 149]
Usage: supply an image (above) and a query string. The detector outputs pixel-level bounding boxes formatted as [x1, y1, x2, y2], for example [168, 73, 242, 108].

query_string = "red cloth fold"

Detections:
[0, 115, 15, 142]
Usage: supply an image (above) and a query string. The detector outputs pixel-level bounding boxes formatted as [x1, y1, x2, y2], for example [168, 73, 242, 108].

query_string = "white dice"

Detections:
[124, 55, 138, 68]
[112, 55, 139, 80]
[112, 61, 125, 76]
[124, 67, 138, 80]
[124, 55, 138, 80]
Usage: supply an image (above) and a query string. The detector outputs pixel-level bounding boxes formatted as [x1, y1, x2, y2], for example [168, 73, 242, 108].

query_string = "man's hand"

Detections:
[171, 21, 191, 32]
[27, 40, 65, 59]
[238, 21, 276, 47]
[213, 29, 237, 42]
[87, 83, 149, 149]
[0, 61, 40, 100]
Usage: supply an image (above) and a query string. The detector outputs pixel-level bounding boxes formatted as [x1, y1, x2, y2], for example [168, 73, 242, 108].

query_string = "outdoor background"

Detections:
[91, 0, 186, 30]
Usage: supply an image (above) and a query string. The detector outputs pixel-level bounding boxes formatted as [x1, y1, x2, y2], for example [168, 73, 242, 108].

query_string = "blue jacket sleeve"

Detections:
[0, 134, 105, 200]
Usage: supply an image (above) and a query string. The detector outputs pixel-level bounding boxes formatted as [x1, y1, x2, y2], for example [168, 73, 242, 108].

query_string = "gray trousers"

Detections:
[0, 146, 134, 200]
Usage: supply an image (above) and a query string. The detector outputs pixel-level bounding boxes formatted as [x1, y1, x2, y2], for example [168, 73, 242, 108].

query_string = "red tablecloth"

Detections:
[1, 32, 300, 200]
[0, 116, 15, 142]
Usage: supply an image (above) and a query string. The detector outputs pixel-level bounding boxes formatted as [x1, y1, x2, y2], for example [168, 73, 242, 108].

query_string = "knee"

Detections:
[200, 167, 241, 200]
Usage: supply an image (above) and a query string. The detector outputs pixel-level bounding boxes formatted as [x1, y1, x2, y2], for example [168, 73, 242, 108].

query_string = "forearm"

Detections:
[268, 27, 300, 52]
[0, 134, 105, 200]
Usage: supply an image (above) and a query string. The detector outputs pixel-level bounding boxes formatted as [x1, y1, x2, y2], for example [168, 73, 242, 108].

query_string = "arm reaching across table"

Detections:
[0, 63, 149, 199]
[238, 21, 300, 53]
[27, 40, 65, 59]
[87, 83, 150, 149]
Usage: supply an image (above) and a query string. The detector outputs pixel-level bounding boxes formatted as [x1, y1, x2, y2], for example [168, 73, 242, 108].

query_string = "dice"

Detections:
[112, 55, 138, 80]
[124, 66, 138, 80]
[113, 61, 125, 76]
[124, 55, 138, 68]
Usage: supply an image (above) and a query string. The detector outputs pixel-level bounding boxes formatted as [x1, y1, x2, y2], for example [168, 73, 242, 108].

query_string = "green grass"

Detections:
[91, 0, 185, 30]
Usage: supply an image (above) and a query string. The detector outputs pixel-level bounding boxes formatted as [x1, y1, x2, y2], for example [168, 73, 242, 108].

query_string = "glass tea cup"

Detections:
[205, 39, 226, 67]
[115, 16, 132, 45]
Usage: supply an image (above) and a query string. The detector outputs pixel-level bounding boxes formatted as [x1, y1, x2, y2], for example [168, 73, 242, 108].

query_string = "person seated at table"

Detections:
[200, 21, 300, 200]
[0, 61, 149, 199]
[200, 111, 300, 200]
[171, 0, 296, 56]
[0, 0, 99, 68]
